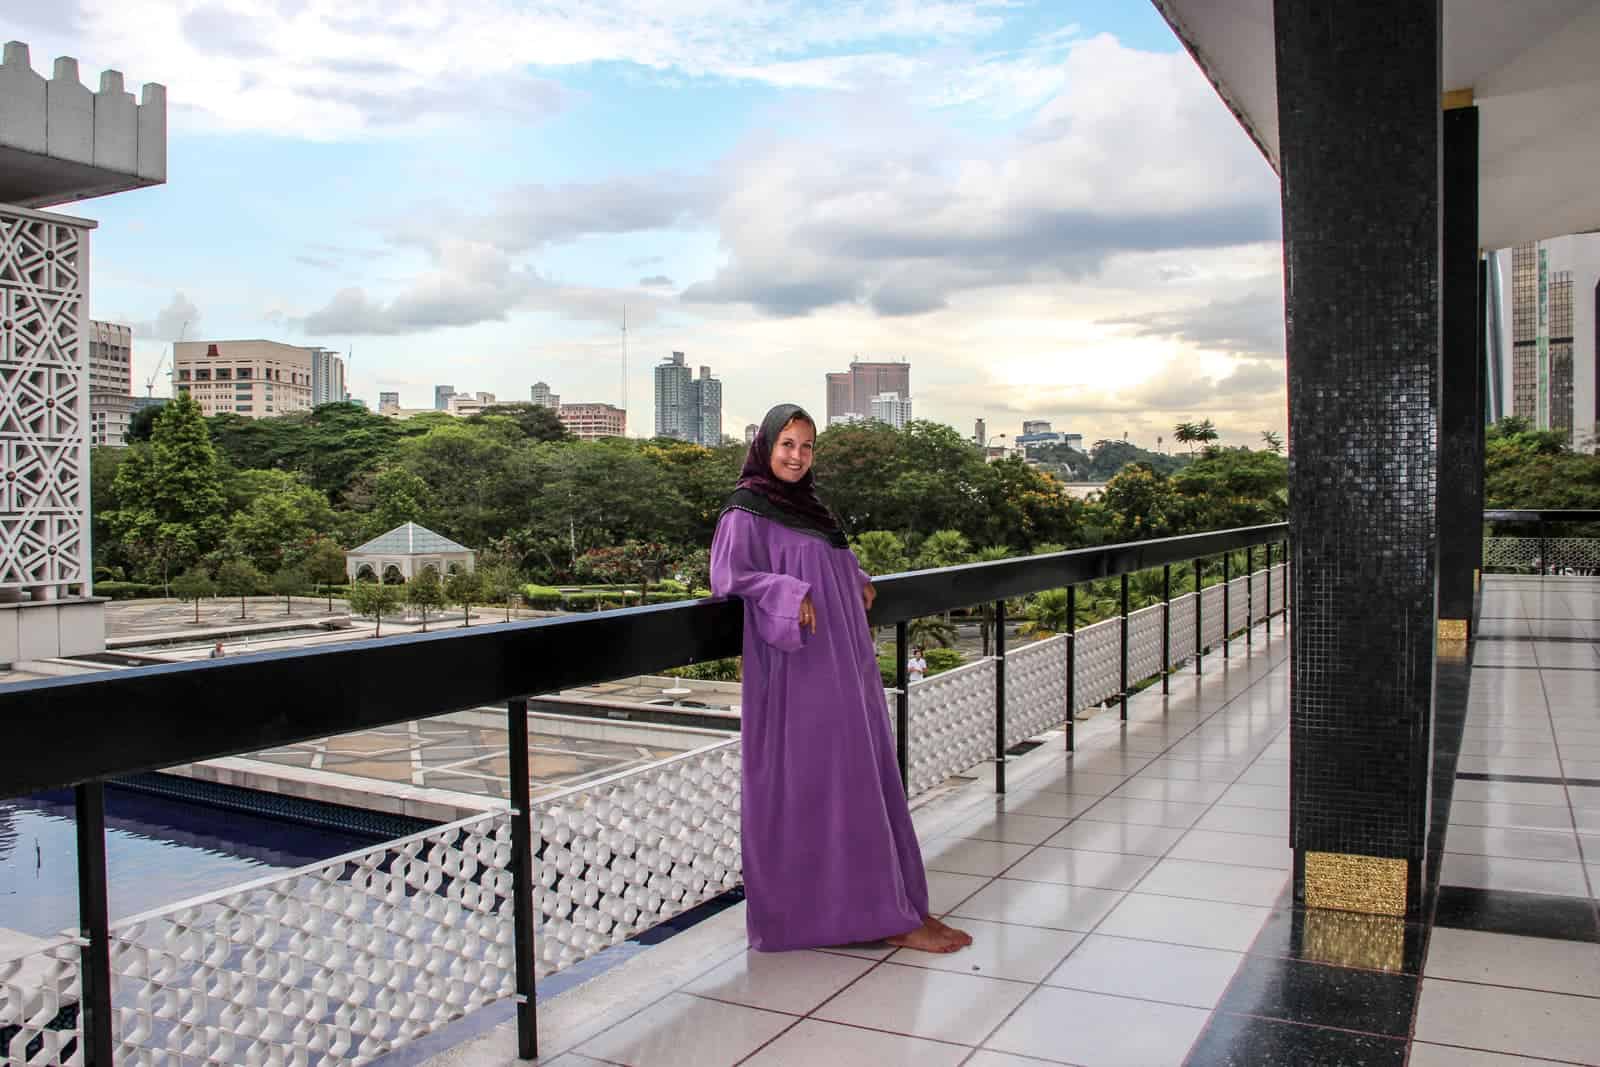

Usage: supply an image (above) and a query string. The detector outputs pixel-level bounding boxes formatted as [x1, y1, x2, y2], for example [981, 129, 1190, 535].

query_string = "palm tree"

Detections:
[1260, 430, 1284, 454]
[972, 546, 1011, 655]
[1173, 421, 1200, 455]
[1195, 419, 1220, 450]
[908, 615, 958, 649]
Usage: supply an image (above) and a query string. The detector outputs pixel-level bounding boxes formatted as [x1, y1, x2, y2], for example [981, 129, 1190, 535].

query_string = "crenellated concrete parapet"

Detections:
[0, 40, 166, 208]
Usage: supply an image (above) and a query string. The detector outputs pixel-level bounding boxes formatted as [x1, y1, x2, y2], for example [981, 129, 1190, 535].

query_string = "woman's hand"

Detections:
[862, 582, 876, 614]
[799, 594, 817, 634]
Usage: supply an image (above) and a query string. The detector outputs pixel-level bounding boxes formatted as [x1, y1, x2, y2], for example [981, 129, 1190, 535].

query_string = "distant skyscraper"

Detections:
[654, 351, 693, 439]
[378, 391, 400, 414]
[745, 423, 759, 445]
[435, 385, 456, 411]
[530, 381, 560, 410]
[974, 418, 987, 447]
[88, 320, 135, 446]
[824, 359, 910, 425]
[825, 372, 852, 426]
[688, 365, 723, 446]
[309, 347, 346, 406]
[655, 352, 721, 444]
[869, 392, 913, 429]
[1505, 235, 1600, 445]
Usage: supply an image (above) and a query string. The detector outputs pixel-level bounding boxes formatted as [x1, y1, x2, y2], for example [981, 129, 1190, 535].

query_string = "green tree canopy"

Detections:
[108, 393, 229, 583]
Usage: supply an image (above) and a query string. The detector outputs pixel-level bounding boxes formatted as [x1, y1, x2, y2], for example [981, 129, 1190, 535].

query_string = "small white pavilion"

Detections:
[346, 523, 475, 585]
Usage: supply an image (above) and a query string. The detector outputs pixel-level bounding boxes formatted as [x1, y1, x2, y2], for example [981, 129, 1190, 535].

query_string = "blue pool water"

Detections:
[0, 786, 383, 938]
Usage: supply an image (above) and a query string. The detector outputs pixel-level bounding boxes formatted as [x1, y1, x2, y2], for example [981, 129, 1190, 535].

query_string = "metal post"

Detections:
[1538, 519, 1548, 576]
[992, 601, 1004, 793]
[1161, 564, 1171, 694]
[1246, 545, 1254, 647]
[75, 782, 113, 1067]
[1222, 553, 1231, 658]
[1265, 542, 1273, 635]
[1065, 585, 1076, 752]
[895, 620, 910, 790]
[1119, 572, 1130, 721]
[507, 697, 538, 1060]
[1194, 558, 1204, 674]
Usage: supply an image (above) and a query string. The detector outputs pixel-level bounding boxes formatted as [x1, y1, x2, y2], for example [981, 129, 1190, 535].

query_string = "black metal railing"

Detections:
[0, 521, 1288, 1064]
[1483, 508, 1600, 575]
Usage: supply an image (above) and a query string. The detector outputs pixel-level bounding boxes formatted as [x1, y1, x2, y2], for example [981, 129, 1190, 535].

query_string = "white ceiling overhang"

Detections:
[1150, 0, 1600, 250]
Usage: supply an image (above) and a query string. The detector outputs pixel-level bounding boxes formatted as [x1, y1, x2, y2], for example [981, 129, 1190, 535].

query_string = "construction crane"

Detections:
[144, 319, 189, 397]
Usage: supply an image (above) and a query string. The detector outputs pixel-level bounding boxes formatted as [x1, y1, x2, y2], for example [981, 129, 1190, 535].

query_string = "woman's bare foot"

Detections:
[926, 915, 973, 947]
[885, 918, 965, 953]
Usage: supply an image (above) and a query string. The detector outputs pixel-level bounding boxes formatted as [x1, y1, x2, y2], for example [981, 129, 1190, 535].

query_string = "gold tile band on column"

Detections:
[1473, 568, 1481, 592]
[1303, 851, 1407, 916]
[1302, 909, 1406, 972]
[1438, 619, 1468, 641]
[1439, 617, 1469, 658]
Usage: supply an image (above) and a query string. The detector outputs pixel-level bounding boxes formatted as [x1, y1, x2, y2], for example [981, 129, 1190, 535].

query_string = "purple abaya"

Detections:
[711, 507, 929, 951]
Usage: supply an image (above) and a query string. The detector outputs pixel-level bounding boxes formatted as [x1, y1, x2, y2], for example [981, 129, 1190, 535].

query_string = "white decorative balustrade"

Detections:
[1003, 634, 1067, 749]
[905, 658, 996, 795]
[1483, 537, 1600, 574]
[0, 936, 79, 1067]
[2, 564, 1289, 1065]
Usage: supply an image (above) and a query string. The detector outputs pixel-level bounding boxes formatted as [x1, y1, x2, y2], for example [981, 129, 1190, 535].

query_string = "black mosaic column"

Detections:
[1437, 104, 1481, 640]
[1275, 0, 1441, 919]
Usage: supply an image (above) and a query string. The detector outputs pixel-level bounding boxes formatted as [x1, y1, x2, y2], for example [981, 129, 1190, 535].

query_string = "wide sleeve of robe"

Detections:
[711, 510, 812, 653]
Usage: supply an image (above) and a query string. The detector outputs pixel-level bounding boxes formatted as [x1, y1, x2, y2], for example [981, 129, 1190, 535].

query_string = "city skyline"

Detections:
[29, 1, 1290, 447]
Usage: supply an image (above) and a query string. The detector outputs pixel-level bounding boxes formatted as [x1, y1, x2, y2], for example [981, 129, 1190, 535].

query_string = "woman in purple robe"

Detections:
[711, 403, 972, 954]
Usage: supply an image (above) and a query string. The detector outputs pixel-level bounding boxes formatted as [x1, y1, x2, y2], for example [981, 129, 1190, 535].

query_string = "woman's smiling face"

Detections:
[769, 417, 816, 484]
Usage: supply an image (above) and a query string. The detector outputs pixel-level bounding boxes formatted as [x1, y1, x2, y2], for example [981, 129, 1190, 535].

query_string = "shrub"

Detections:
[663, 657, 741, 682]
[924, 648, 964, 674]
[521, 584, 565, 610]
[94, 580, 162, 600]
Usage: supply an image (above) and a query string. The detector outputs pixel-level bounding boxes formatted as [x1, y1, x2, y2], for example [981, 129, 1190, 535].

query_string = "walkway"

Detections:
[1415, 575, 1599, 1065]
[419, 576, 1599, 1066]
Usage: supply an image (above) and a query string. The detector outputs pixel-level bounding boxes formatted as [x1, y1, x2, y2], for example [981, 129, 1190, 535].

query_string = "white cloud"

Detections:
[44, 0, 1030, 137]
[682, 34, 1279, 317]
[132, 291, 202, 340]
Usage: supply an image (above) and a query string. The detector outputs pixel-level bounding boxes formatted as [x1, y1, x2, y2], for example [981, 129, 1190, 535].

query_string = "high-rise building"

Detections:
[88, 320, 136, 446]
[654, 351, 694, 440]
[559, 403, 627, 440]
[1503, 235, 1600, 446]
[825, 373, 852, 426]
[378, 391, 400, 414]
[654, 352, 722, 444]
[745, 423, 760, 445]
[1022, 419, 1052, 436]
[824, 359, 911, 426]
[434, 385, 456, 411]
[869, 392, 913, 429]
[688, 365, 723, 446]
[974, 418, 987, 447]
[530, 382, 560, 410]
[174, 340, 324, 418]
[309, 347, 347, 406]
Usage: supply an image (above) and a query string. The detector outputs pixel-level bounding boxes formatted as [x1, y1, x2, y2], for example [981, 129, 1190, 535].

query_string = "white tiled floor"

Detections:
[434, 576, 1596, 1067]
[479, 624, 1299, 1067]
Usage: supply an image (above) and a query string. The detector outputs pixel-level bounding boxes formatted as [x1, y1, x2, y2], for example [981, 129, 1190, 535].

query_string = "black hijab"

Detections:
[720, 403, 848, 548]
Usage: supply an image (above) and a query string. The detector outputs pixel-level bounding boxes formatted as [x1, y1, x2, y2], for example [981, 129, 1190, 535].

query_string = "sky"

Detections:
[11, 0, 1288, 451]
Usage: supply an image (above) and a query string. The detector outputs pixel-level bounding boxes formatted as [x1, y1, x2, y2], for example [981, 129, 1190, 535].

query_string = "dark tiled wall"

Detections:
[1438, 107, 1482, 624]
[1274, 0, 1441, 910]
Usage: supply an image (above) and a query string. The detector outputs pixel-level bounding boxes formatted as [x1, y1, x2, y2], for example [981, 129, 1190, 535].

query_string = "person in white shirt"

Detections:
[907, 646, 928, 684]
